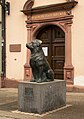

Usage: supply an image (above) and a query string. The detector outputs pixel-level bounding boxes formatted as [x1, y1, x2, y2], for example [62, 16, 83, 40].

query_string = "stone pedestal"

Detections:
[18, 80, 66, 114]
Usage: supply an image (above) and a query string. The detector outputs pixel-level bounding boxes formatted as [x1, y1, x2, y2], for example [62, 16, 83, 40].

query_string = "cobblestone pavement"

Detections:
[0, 88, 84, 119]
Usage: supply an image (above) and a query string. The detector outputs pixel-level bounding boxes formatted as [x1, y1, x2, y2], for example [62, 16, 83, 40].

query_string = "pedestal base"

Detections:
[18, 80, 66, 114]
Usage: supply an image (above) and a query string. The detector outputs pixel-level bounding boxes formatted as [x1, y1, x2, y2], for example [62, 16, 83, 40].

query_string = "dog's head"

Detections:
[26, 39, 42, 52]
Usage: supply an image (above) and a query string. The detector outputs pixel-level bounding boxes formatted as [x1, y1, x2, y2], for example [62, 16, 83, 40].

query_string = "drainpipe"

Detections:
[0, 0, 6, 87]
[0, 4, 2, 88]
[1, 0, 6, 87]
[0, 0, 10, 87]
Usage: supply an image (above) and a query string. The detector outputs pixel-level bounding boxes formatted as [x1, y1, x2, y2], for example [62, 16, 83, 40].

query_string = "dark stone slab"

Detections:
[18, 80, 66, 114]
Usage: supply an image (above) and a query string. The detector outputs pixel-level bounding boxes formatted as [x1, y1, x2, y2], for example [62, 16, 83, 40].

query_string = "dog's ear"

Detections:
[37, 40, 42, 46]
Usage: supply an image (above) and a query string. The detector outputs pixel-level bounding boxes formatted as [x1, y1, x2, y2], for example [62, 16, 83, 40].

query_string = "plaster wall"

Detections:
[6, 0, 84, 86]
[6, 0, 27, 80]
[5, 0, 66, 81]
[72, 0, 84, 85]
[33, 0, 66, 8]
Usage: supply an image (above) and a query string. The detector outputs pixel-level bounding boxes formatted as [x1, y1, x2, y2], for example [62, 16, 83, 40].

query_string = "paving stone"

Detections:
[0, 88, 84, 119]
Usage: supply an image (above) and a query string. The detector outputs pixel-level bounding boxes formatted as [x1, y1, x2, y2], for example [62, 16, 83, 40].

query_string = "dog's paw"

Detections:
[37, 79, 42, 83]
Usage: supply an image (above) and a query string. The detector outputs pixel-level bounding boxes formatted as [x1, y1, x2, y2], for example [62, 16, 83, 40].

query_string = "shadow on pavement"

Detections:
[0, 101, 18, 111]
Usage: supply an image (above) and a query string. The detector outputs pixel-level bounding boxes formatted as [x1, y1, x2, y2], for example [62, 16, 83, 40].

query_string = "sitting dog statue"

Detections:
[26, 39, 54, 83]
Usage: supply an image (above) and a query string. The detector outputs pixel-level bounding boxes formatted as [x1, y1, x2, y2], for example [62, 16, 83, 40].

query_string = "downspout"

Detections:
[0, 4, 2, 88]
[0, 0, 10, 87]
[1, 0, 6, 87]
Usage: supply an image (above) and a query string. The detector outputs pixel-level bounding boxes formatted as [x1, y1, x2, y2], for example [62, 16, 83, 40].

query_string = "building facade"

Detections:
[0, 5, 2, 88]
[1, 0, 84, 90]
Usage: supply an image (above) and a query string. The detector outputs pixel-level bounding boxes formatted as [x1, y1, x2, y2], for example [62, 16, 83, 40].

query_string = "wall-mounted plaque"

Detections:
[25, 87, 33, 98]
[9, 44, 21, 52]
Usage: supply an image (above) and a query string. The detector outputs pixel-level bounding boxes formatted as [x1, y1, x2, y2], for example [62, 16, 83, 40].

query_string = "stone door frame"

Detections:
[22, 0, 78, 84]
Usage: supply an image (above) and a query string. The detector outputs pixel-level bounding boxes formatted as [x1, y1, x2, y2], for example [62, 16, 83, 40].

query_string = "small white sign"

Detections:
[42, 47, 48, 56]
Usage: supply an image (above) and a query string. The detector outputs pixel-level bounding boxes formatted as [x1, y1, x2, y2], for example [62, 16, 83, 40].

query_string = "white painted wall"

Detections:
[72, 0, 84, 85]
[33, 0, 66, 7]
[5, 0, 66, 81]
[6, 0, 27, 80]
[6, 0, 84, 86]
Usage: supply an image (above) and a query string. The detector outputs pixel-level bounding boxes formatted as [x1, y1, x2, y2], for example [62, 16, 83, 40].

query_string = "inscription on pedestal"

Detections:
[25, 88, 33, 98]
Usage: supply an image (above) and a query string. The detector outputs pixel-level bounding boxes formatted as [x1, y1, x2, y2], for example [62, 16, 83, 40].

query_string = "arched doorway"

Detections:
[36, 25, 65, 79]
[23, 0, 77, 84]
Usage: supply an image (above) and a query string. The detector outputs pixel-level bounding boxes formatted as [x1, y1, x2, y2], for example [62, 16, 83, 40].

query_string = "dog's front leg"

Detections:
[37, 66, 46, 83]
[37, 66, 44, 83]
[31, 67, 39, 82]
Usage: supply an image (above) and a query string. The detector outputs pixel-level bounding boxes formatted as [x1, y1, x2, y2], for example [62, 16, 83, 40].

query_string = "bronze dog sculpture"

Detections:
[26, 39, 54, 83]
